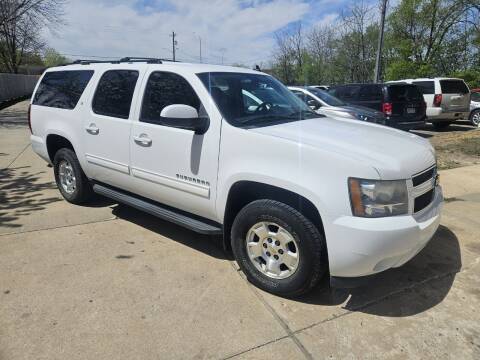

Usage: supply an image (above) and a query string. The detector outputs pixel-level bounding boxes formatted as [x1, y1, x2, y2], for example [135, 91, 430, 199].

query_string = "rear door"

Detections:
[357, 85, 383, 111]
[387, 84, 425, 123]
[412, 80, 435, 107]
[440, 79, 470, 112]
[83, 67, 143, 191]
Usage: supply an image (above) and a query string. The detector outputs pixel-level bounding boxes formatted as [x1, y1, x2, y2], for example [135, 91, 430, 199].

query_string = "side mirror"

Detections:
[307, 99, 321, 110]
[160, 104, 209, 135]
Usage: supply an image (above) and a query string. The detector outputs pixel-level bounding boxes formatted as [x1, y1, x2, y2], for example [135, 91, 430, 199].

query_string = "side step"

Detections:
[93, 184, 223, 235]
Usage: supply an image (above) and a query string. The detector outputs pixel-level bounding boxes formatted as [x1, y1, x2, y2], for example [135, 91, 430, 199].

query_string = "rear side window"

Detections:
[472, 92, 480, 102]
[33, 70, 94, 109]
[440, 80, 469, 94]
[359, 85, 383, 101]
[388, 85, 423, 101]
[92, 70, 139, 119]
[140, 71, 201, 125]
[412, 81, 435, 95]
[332, 86, 361, 101]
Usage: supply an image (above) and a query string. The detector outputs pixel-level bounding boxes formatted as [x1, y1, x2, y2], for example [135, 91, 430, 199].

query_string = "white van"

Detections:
[29, 58, 443, 297]
[389, 78, 471, 129]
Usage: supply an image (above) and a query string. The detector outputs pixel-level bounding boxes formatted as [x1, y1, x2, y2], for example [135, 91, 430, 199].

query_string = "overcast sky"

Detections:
[44, 0, 378, 66]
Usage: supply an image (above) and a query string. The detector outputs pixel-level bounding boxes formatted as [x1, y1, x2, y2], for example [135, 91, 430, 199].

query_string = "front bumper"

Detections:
[30, 135, 51, 164]
[325, 186, 443, 278]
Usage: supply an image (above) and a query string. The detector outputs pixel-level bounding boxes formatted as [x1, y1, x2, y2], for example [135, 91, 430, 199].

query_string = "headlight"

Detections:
[348, 178, 409, 217]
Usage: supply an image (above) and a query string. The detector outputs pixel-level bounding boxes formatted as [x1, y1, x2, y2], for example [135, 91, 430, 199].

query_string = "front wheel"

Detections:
[470, 109, 480, 127]
[231, 200, 327, 297]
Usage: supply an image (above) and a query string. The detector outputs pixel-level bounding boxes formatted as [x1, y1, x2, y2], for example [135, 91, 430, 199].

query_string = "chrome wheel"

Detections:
[58, 160, 76, 194]
[472, 111, 480, 127]
[246, 221, 300, 279]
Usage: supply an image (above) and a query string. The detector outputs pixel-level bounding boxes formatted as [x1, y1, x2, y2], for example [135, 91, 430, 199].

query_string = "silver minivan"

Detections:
[389, 78, 471, 130]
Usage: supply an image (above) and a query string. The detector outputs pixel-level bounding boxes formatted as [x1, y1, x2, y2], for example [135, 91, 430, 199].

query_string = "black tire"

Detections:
[53, 148, 93, 204]
[231, 199, 327, 297]
[432, 122, 451, 130]
[470, 109, 480, 127]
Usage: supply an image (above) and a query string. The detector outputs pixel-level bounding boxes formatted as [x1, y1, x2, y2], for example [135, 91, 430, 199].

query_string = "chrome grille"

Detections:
[412, 165, 437, 213]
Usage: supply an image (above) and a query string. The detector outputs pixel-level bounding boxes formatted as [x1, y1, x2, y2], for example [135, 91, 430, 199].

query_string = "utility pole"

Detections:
[171, 31, 177, 61]
[199, 36, 202, 63]
[219, 48, 226, 64]
[374, 0, 388, 83]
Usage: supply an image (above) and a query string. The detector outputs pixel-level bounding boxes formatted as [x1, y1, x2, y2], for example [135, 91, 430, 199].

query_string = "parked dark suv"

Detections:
[328, 83, 426, 130]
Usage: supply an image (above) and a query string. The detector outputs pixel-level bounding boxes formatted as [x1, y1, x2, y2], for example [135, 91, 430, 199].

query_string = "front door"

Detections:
[130, 69, 221, 220]
[83, 68, 142, 191]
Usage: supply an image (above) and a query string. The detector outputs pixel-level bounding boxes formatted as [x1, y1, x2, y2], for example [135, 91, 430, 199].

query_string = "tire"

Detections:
[53, 148, 93, 204]
[231, 199, 327, 297]
[432, 122, 451, 130]
[470, 109, 480, 127]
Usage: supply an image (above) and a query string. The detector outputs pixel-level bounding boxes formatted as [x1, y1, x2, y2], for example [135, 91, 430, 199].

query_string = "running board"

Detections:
[93, 184, 223, 235]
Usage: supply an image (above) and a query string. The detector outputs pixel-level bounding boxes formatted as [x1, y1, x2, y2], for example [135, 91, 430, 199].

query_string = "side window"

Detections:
[412, 81, 435, 95]
[336, 86, 360, 101]
[140, 71, 201, 125]
[92, 70, 139, 119]
[33, 70, 94, 109]
[359, 85, 383, 101]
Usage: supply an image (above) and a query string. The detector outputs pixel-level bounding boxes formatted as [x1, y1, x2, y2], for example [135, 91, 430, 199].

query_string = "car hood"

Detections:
[249, 116, 435, 179]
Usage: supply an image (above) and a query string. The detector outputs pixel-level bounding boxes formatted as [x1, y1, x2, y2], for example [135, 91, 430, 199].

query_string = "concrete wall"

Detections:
[0, 73, 40, 103]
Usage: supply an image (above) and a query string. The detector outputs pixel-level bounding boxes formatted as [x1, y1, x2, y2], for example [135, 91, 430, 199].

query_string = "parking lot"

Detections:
[1, 101, 480, 359]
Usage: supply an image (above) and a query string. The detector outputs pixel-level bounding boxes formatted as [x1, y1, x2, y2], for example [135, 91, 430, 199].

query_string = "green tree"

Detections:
[43, 47, 68, 67]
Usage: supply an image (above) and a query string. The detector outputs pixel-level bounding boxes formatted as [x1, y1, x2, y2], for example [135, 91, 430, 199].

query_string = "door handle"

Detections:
[85, 123, 99, 135]
[133, 134, 152, 146]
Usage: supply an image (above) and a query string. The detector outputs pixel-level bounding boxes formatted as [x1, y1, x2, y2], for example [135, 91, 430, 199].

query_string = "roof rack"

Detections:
[61, 57, 180, 66]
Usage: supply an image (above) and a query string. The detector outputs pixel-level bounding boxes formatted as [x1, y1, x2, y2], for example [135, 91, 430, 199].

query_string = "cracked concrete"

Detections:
[1, 101, 479, 359]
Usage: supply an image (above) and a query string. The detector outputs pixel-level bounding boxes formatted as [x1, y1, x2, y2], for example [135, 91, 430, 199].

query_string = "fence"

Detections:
[0, 73, 40, 103]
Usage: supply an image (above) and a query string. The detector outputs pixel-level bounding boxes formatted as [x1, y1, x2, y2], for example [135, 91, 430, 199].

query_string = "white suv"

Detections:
[388, 78, 471, 130]
[29, 58, 443, 297]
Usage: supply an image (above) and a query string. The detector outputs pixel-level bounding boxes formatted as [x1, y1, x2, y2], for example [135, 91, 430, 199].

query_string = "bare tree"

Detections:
[0, 0, 65, 73]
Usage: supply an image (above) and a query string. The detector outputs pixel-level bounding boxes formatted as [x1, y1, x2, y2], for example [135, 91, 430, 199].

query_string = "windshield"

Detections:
[307, 87, 346, 106]
[197, 72, 319, 128]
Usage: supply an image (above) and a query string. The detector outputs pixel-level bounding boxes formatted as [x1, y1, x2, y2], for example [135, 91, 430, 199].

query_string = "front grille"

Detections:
[414, 189, 434, 212]
[412, 166, 435, 186]
[412, 165, 437, 213]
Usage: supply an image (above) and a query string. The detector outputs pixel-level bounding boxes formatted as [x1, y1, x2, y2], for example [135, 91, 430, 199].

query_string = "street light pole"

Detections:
[171, 31, 177, 61]
[374, 0, 388, 83]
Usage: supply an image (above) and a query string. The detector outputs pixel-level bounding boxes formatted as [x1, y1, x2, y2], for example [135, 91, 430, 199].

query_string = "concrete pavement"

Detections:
[1, 101, 479, 359]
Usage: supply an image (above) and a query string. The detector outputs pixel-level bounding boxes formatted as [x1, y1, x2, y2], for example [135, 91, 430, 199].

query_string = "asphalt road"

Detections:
[1, 101, 480, 359]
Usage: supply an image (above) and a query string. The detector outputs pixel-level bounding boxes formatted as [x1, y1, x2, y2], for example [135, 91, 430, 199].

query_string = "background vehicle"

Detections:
[288, 86, 386, 125]
[328, 83, 426, 130]
[389, 78, 471, 130]
[29, 59, 442, 298]
[310, 85, 330, 91]
[469, 88, 480, 126]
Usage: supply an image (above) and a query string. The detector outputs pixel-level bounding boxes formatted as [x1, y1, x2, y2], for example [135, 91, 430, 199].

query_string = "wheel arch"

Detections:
[222, 180, 325, 251]
[46, 133, 76, 162]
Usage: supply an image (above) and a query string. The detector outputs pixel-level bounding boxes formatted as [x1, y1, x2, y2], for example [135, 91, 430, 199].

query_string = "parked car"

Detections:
[469, 88, 480, 127]
[288, 86, 386, 125]
[328, 83, 427, 130]
[29, 58, 443, 297]
[388, 78, 471, 130]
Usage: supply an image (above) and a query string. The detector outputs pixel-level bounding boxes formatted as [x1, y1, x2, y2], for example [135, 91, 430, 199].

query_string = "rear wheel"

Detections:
[53, 148, 93, 204]
[231, 199, 327, 297]
[470, 109, 480, 127]
[432, 122, 451, 130]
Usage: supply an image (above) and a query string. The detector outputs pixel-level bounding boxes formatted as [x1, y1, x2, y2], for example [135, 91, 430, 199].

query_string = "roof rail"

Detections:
[60, 57, 178, 67]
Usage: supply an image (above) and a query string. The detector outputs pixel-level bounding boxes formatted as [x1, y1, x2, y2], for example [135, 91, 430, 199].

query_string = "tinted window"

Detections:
[331, 85, 361, 101]
[92, 70, 139, 119]
[388, 85, 423, 101]
[412, 81, 435, 95]
[440, 80, 469, 94]
[141, 72, 201, 125]
[471, 92, 480, 102]
[359, 85, 383, 101]
[33, 70, 94, 109]
[307, 87, 345, 106]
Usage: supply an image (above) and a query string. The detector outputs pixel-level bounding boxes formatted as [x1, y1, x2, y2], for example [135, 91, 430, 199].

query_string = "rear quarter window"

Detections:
[440, 80, 469, 94]
[412, 81, 435, 95]
[359, 85, 383, 101]
[33, 70, 94, 109]
[332, 86, 361, 101]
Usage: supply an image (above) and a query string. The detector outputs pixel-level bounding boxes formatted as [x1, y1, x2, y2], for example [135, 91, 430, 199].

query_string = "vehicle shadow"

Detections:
[294, 225, 461, 317]
[111, 204, 230, 261]
[0, 166, 61, 229]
